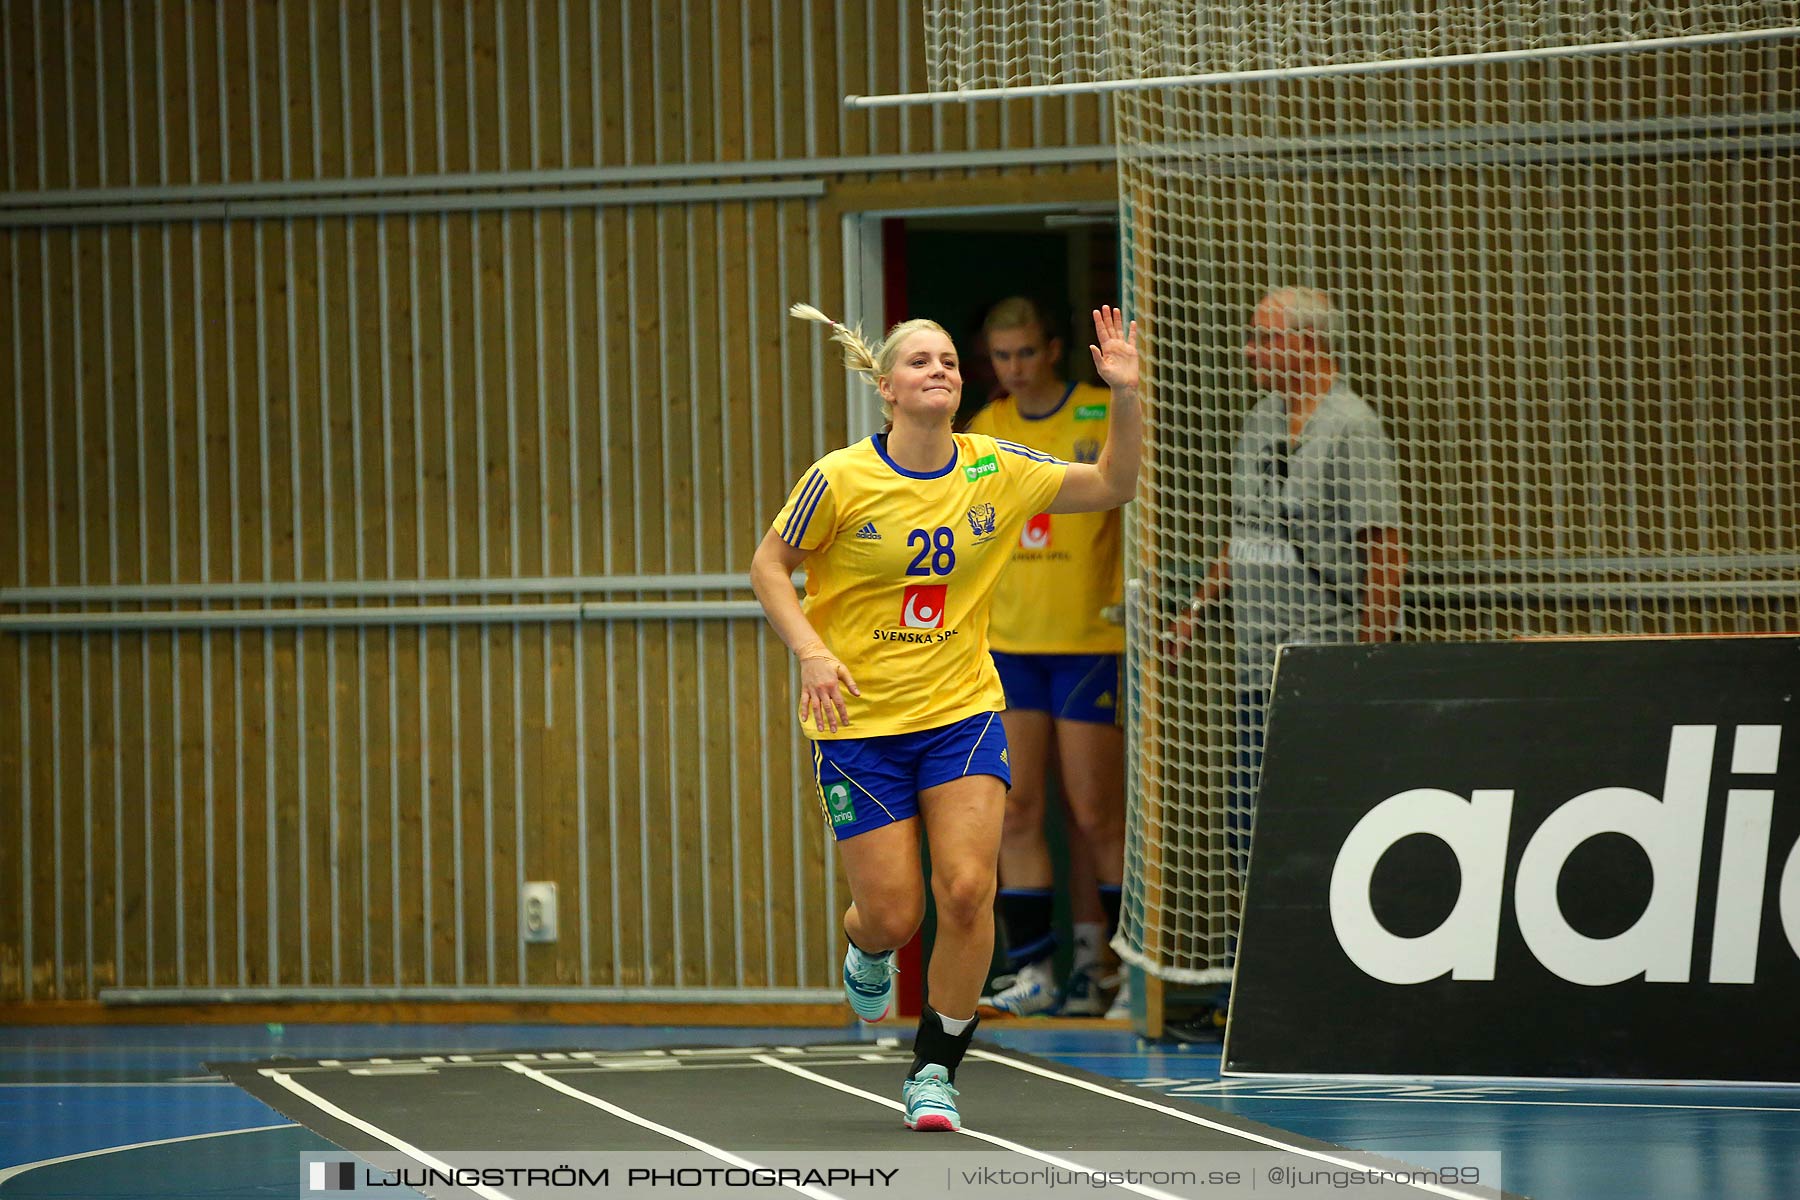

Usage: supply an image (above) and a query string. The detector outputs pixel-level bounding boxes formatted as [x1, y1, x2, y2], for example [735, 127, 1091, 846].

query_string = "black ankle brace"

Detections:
[909, 1007, 980, 1083]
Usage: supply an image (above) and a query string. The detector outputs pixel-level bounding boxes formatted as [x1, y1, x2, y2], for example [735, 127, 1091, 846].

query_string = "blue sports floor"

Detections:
[1, 1022, 1795, 1199]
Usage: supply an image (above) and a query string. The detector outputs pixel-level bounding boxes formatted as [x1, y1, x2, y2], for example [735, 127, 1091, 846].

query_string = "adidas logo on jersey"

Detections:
[855, 522, 881, 540]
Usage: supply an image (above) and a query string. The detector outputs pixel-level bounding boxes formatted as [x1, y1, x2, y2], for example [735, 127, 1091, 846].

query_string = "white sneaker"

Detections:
[1103, 975, 1133, 1021]
[980, 959, 1059, 1016]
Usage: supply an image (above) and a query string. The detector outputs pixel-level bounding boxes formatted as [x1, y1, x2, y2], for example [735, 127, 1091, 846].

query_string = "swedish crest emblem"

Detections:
[965, 503, 997, 539]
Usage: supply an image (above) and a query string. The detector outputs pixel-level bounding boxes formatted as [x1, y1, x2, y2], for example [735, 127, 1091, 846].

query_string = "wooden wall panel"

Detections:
[1, 0, 1123, 1002]
[831, 0, 868, 160]
[38, 6, 71, 191]
[716, 197, 763, 987]
[0, 636, 23, 997]
[47, 643, 76, 998]
[21, 645, 48, 997]
[263, 629, 295, 985]
[10, 230, 45, 586]
[0, 233, 17, 591]
[577, 622, 616, 985]
[382, 627, 416, 985]
[236, 630, 270, 987]
[1, 8, 27, 191]
[421, 625, 454, 984]
[120, 635, 146, 992]
[113, 641, 144, 990]
[139, 633, 168, 989]
[492, 624, 522, 985]
[84, 639, 115, 992]
[0, 211, 20, 1024]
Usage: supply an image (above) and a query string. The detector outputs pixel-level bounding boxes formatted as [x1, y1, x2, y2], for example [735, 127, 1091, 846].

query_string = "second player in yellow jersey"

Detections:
[964, 380, 1124, 656]
[962, 297, 1133, 1022]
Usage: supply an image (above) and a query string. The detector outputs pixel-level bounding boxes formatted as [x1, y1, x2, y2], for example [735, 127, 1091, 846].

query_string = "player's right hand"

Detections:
[798, 653, 860, 733]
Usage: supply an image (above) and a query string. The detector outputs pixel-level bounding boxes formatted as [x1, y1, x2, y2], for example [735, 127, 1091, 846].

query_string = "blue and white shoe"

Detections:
[842, 944, 897, 1021]
[980, 959, 1058, 1016]
[903, 1064, 961, 1131]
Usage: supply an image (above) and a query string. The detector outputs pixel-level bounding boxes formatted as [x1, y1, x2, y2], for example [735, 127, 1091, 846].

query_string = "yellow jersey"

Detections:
[770, 432, 1069, 739]
[963, 382, 1124, 654]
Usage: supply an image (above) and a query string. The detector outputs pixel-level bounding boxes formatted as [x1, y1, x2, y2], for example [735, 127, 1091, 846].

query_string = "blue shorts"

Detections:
[811, 711, 1011, 842]
[991, 651, 1122, 725]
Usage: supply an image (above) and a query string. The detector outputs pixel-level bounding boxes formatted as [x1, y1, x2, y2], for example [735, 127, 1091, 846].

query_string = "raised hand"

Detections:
[1089, 305, 1140, 393]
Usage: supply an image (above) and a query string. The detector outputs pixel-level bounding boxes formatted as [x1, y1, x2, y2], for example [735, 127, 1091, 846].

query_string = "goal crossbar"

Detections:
[847, 24, 1800, 108]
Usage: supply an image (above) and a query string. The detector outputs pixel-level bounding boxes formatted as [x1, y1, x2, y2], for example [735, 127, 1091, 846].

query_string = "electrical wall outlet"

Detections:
[522, 882, 558, 944]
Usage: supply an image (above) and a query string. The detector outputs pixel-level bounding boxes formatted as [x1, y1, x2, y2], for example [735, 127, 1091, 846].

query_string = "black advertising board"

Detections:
[1224, 636, 1800, 1083]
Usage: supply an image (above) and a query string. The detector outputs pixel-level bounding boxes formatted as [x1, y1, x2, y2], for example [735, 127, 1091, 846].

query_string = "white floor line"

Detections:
[749, 1053, 1186, 1200]
[502, 1060, 842, 1200]
[965, 1048, 1494, 1200]
[1156, 1090, 1800, 1114]
[0, 1123, 294, 1186]
[0, 1081, 236, 1087]
[262, 1069, 513, 1200]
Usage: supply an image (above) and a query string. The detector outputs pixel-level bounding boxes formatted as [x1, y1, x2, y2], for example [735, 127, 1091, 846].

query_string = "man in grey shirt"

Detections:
[1177, 286, 1406, 878]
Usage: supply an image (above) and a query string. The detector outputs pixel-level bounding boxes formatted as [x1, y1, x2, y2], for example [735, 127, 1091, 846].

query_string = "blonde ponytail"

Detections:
[788, 303, 883, 390]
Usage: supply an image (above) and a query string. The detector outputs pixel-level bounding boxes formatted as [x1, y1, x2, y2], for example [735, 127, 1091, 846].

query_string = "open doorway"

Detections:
[842, 204, 1121, 437]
